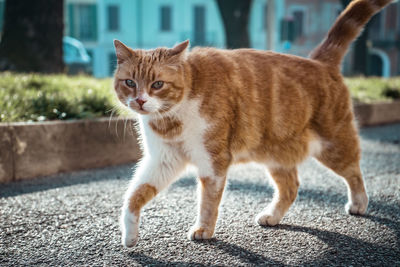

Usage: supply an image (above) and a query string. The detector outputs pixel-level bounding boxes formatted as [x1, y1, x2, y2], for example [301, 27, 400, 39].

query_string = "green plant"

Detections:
[0, 72, 118, 122]
[345, 77, 400, 103]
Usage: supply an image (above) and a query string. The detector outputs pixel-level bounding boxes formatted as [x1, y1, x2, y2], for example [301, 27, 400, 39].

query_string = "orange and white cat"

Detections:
[114, 0, 392, 247]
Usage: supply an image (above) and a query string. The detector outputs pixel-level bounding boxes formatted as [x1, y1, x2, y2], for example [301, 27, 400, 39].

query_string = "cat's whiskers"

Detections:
[123, 116, 129, 140]
[106, 106, 120, 138]
[107, 107, 116, 129]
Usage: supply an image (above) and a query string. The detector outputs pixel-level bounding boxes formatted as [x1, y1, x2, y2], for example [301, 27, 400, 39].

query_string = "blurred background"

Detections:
[0, 0, 400, 123]
[0, 0, 399, 78]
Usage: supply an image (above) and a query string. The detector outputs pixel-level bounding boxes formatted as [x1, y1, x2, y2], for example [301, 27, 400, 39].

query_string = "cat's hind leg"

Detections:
[316, 126, 368, 215]
[256, 167, 299, 226]
[121, 155, 187, 248]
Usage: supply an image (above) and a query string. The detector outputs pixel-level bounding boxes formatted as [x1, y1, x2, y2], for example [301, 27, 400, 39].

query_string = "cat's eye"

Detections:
[125, 79, 136, 88]
[151, 81, 164, 90]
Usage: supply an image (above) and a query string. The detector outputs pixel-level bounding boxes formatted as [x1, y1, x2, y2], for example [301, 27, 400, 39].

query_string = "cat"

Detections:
[113, 0, 392, 248]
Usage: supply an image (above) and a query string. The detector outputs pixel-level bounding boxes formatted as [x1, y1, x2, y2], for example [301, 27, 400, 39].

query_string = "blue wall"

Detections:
[64, 0, 285, 77]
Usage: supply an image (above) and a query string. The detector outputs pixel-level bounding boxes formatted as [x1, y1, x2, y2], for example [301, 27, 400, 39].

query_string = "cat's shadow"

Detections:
[271, 216, 399, 265]
[127, 239, 282, 266]
[127, 214, 399, 266]
[127, 251, 210, 267]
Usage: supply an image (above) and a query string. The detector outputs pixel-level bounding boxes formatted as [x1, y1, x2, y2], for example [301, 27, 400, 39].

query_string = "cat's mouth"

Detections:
[127, 102, 150, 115]
[134, 106, 150, 115]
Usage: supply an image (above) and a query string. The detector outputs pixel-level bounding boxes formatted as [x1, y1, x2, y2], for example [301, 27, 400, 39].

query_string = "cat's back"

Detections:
[188, 46, 323, 72]
[187, 46, 344, 108]
[185, 46, 347, 144]
[187, 47, 331, 96]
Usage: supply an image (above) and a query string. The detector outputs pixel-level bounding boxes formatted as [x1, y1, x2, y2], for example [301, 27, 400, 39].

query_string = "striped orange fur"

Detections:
[116, 0, 393, 247]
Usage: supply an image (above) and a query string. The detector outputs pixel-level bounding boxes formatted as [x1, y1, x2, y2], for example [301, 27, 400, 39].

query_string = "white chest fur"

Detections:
[138, 99, 215, 178]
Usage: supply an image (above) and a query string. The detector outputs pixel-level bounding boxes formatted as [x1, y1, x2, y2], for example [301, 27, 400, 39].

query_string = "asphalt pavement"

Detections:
[1, 123, 399, 266]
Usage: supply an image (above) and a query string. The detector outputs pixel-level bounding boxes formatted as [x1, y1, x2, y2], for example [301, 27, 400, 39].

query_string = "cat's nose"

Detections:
[136, 98, 146, 107]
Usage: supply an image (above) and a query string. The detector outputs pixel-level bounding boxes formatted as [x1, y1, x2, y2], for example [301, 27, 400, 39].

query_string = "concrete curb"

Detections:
[0, 101, 399, 183]
[354, 101, 400, 126]
[0, 118, 141, 183]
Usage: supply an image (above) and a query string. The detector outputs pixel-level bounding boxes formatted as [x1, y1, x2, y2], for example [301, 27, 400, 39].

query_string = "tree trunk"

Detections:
[0, 0, 64, 73]
[340, 0, 369, 75]
[216, 0, 252, 49]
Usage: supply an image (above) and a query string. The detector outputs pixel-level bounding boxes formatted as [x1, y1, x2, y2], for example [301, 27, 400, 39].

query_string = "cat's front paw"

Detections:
[255, 209, 283, 226]
[188, 226, 214, 240]
[120, 209, 140, 248]
[346, 192, 368, 215]
[122, 231, 139, 248]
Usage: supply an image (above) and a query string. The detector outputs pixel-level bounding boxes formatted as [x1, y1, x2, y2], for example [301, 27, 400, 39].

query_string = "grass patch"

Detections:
[345, 77, 400, 103]
[0, 73, 399, 122]
[0, 72, 121, 122]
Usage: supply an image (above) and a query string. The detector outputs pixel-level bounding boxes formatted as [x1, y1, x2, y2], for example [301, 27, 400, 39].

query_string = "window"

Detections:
[109, 52, 117, 76]
[77, 4, 97, 41]
[0, 0, 5, 33]
[107, 5, 119, 31]
[293, 10, 304, 38]
[160, 6, 172, 32]
[68, 4, 98, 41]
[281, 9, 304, 42]
[193, 5, 206, 45]
[280, 18, 295, 42]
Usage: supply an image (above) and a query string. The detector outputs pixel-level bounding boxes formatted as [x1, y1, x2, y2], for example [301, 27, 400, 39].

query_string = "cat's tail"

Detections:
[309, 0, 392, 66]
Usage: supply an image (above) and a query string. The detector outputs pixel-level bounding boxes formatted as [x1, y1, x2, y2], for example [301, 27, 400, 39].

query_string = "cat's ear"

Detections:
[168, 40, 190, 57]
[114, 39, 133, 64]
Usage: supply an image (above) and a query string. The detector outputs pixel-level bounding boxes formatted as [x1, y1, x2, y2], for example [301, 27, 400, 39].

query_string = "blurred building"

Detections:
[0, 0, 399, 77]
[281, 0, 400, 77]
[63, 0, 284, 78]
[367, 0, 400, 77]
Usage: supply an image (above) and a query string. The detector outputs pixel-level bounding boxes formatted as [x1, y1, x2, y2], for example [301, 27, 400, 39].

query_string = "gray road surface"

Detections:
[1, 123, 400, 266]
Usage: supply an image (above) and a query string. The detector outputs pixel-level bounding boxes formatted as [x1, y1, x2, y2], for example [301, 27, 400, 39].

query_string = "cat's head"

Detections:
[113, 40, 189, 115]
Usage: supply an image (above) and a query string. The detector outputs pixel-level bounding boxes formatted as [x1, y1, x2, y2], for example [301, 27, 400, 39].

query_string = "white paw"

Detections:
[255, 209, 282, 226]
[120, 208, 139, 248]
[122, 232, 139, 248]
[346, 192, 368, 215]
[188, 226, 213, 240]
